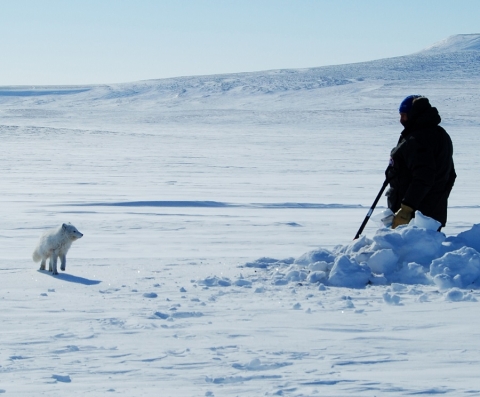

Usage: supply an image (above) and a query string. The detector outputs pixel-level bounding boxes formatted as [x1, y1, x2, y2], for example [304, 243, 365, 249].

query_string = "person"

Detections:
[385, 95, 456, 229]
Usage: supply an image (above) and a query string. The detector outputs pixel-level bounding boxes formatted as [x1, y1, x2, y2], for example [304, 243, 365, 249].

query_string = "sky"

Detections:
[1, 0, 479, 86]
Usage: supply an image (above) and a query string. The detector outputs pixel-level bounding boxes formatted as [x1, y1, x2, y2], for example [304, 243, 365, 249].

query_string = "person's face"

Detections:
[400, 112, 408, 127]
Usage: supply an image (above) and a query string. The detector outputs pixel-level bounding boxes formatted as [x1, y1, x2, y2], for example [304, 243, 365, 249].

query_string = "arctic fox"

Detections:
[32, 223, 83, 275]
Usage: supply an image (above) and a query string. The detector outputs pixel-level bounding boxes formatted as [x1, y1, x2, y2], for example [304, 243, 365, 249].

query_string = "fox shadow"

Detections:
[37, 270, 101, 285]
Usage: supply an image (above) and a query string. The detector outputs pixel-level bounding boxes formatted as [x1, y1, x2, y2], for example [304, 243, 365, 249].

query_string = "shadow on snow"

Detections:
[66, 200, 362, 209]
[37, 270, 101, 285]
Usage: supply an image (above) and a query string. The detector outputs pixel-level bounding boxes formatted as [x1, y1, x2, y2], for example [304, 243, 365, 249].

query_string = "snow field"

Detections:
[2, 35, 480, 395]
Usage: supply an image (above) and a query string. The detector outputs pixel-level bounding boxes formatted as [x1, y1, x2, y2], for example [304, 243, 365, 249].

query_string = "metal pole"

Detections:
[354, 178, 389, 240]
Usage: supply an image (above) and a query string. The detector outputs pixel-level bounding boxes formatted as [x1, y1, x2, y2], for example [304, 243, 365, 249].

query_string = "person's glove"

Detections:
[392, 204, 414, 229]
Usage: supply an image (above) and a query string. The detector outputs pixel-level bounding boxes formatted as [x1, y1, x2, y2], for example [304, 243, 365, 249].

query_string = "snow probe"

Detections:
[354, 178, 389, 240]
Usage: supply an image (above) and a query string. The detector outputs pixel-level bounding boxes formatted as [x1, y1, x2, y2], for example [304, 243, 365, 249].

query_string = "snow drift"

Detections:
[218, 217, 480, 290]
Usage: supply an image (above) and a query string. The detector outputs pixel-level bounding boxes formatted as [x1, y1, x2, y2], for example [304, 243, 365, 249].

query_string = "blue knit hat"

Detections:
[399, 95, 422, 114]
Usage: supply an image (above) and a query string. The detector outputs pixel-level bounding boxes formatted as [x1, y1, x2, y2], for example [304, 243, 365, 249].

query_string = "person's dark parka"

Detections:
[386, 97, 456, 227]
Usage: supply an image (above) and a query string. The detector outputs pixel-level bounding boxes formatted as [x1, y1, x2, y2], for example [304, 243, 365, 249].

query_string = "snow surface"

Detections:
[1, 34, 480, 395]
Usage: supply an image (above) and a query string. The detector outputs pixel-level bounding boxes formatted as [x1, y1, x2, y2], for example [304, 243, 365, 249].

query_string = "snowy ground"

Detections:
[2, 36, 480, 395]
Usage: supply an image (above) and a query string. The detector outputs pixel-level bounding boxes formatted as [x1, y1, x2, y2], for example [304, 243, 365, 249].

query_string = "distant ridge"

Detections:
[419, 34, 480, 53]
[107, 33, 480, 95]
[0, 34, 479, 99]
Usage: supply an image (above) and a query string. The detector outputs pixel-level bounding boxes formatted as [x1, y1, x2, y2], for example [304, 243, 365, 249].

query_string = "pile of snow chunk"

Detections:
[241, 221, 480, 290]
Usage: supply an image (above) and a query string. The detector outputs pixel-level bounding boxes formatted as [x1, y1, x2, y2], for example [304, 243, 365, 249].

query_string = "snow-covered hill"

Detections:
[420, 33, 480, 53]
[0, 34, 479, 105]
[1, 33, 479, 154]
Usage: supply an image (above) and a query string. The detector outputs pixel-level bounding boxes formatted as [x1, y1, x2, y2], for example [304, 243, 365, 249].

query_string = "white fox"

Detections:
[32, 223, 83, 275]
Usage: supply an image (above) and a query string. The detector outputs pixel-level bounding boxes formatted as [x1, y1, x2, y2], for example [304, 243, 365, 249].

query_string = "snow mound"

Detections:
[230, 220, 480, 290]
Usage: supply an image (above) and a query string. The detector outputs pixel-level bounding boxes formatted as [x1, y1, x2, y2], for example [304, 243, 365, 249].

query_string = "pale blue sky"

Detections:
[1, 0, 479, 85]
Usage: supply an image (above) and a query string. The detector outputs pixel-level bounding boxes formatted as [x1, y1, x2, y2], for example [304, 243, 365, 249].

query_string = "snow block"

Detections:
[430, 247, 480, 289]
[398, 227, 446, 265]
[391, 262, 432, 285]
[367, 249, 399, 275]
[455, 224, 480, 252]
[294, 248, 336, 266]
[328, 255, 371, 288]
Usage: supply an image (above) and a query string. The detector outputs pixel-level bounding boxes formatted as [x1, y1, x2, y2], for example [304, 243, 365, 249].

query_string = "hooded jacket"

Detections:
[386, 97, 456, 227]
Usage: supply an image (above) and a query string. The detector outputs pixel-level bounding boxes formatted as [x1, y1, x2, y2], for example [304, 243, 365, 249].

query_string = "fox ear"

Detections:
[62, 223, 67, 229]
